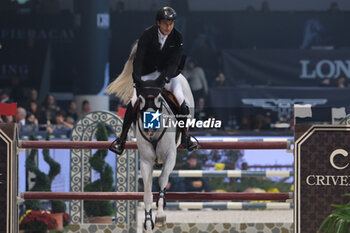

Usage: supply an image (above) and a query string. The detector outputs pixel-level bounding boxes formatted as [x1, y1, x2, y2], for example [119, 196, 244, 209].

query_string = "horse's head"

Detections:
[138, 79, 164, 112]
[137, 79, 166, 138]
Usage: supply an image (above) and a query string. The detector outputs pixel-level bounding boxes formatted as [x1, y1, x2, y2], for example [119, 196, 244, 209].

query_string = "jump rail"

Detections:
[149, 170, 293, 178]
[19, 140, 291, 150]
[140, 201, 293, 210]
[21, 192, 292, 201]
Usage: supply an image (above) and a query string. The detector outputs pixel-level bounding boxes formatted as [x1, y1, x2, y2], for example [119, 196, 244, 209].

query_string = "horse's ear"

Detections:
[139, 95, 145, 110]
[154, 94, 162, 109]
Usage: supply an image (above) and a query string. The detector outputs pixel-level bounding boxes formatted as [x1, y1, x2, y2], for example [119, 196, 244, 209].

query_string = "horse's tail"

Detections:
[105, 42, 138, 104]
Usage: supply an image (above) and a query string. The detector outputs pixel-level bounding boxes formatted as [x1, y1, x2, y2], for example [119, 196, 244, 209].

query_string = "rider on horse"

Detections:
[109, 6, 199, 155]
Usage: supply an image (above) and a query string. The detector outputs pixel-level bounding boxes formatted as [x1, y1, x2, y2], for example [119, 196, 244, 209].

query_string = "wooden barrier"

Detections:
[22, 191, 292, 201]
[19, 140, 291, 150]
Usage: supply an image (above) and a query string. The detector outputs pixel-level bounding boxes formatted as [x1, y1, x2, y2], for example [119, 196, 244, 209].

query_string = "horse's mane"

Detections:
[104, 42, 138, 104]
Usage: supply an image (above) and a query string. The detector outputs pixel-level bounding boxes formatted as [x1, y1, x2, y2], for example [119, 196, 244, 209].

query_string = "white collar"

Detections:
[158, 28, 168, 49]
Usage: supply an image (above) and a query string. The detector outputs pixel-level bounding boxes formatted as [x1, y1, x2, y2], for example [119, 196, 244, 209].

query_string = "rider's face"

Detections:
[157, 20, 174, 36]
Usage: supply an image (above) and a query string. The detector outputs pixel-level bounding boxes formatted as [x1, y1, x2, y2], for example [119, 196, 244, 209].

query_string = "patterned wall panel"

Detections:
[69, 111, 137, 230]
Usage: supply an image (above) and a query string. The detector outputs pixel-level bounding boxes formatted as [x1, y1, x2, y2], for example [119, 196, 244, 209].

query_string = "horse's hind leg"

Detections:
[141, 160, 154, 232]
[155, 150, 176, 227]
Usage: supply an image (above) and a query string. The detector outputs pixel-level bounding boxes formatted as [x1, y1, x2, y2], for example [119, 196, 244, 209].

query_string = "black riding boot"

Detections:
[109, 103, 137, 155]
[178, 101, 199, 152]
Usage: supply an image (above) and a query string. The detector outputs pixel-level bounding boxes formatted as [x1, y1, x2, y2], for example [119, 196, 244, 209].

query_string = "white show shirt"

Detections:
[158, 29, 168, 50]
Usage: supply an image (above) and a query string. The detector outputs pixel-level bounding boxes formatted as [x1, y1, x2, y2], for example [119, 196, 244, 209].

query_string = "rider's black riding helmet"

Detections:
[156, 7, 177, 22]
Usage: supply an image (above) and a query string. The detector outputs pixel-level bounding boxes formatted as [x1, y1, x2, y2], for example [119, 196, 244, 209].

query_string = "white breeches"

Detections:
[131, 71, 185, 106]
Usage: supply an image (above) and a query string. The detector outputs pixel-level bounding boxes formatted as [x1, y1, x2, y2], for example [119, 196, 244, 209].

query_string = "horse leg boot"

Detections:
[155, 150, 176, 227]
[109, 102, 137, 155]
[155, 188, 166, 227]
[144, 209, 154, 232]
[178, 101, 199, 151]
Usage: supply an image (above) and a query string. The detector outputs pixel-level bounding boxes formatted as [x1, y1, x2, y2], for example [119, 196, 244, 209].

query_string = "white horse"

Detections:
[105, 43, 195, 232]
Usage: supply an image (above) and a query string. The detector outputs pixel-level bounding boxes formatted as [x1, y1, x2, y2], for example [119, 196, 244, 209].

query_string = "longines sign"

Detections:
[300, 59, 350, 79]
[294, 125, 350, 232]
[223, 50, 350, 86]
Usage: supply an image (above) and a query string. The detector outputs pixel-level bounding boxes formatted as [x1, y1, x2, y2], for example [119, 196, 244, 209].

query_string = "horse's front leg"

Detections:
[155, 149, 176, 227]
[141, 160, 154, 232]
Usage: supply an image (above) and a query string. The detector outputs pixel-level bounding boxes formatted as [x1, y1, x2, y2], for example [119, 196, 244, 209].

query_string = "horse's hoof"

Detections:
[155, 215, 166, 227]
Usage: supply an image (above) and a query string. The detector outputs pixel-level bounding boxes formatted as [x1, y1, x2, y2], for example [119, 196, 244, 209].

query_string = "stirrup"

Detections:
[182, 135, 200, 152]
[144, 209, 155, 230]
[156, 188, 166, 208]
[108, 138, 125, 155]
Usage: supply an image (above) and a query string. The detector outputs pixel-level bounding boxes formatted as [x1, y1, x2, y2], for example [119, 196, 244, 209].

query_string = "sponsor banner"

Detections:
[294, 124, 350, 232]
[209, 86, 350, 125]
[209, 86, 350, 108]
[222, 49, 350, 86]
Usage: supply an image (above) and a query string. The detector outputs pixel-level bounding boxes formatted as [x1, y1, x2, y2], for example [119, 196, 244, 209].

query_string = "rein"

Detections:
[137, 99, 173, 152]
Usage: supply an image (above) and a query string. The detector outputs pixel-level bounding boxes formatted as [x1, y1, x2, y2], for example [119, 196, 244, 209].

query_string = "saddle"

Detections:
[161, 89, 182, 143]
[161, 89, 180, 114]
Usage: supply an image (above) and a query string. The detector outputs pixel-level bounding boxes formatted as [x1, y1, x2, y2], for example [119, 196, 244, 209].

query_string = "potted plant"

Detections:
[24, 133, 69, 231]
[19, 210, 57, 233]
[318, 193, 350, 233]
[84, 123, 114, 223]
[50, 200, 68, 231]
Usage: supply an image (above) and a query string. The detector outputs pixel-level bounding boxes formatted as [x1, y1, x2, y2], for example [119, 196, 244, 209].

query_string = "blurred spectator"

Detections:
[183, 59, 208, 103]
[54, 111, 73, 128]
[252, 114, 271, 131]
[28, 100, 43, 123]
[240, 115, 252, 130]
[79, 100, 91, 118]
[241, 162, 248, 170]
[328, 2, 340, 13]
[66, 100, 78, 124]
[4, 115, 15, 123]
[17, 107, 27, 131]
[41, 94, 61, 123]
[213, 72, 229, 87]
[319, 78, 331, 87]
[0, 90, 11, 103]
[47, 111, 73, 136]
[23, 112, 39, 132]
[182, 154, 210, 192]
[336, 76, 347, 88]
[26, 88, 39, 105]
[194, 98, 209, 121]
[261, 0, 270, 12]
[9, 75, 25, 106]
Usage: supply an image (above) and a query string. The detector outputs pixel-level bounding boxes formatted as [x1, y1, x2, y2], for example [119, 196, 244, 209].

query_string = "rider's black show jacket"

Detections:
[133, 25, 183, 82]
